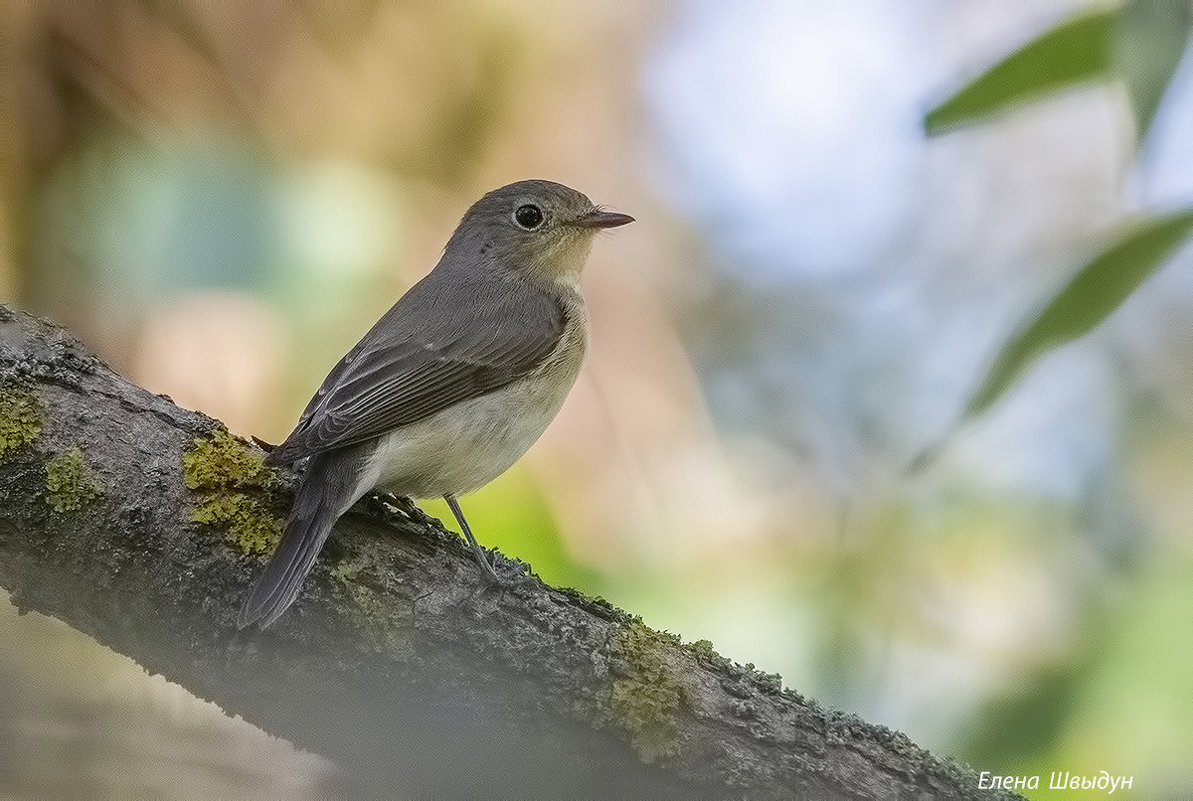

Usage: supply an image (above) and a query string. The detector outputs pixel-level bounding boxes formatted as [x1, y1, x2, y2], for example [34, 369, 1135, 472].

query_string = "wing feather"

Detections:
[267, 272, 564, 464]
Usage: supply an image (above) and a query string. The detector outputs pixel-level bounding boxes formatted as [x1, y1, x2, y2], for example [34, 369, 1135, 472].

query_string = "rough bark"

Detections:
[0, 304, 1016, 800]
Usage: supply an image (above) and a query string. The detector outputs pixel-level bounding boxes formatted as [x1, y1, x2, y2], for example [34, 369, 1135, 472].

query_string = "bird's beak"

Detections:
[570, 208, 635, 229]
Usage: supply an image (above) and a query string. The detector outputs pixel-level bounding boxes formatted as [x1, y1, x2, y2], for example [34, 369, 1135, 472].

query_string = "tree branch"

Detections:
[0, 304, 1014, 799]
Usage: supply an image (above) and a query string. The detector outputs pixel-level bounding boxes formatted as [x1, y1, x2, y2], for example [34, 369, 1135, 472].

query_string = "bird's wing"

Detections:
[268, 273, 565, 463]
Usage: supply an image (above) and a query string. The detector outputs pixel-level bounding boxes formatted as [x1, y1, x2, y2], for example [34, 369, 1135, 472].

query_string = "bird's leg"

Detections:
[445, 494, 500, 582]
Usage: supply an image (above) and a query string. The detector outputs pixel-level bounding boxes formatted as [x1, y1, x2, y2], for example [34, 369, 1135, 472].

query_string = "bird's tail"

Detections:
[238, 447, 368, 629]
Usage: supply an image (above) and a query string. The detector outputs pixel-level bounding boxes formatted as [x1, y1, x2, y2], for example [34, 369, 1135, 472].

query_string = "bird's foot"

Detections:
[472, 549, 535, 590]
[372, 492, 438, 527]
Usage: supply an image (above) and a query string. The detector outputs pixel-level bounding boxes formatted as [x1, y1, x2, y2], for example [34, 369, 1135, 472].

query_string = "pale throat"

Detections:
[529, 231, 595, 289]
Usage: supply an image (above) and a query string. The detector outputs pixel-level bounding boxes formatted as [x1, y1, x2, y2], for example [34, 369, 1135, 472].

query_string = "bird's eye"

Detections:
[514, 204, 544, 230]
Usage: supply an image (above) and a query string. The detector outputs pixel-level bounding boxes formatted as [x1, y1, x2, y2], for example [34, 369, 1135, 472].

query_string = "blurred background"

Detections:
[2, 0, 1192, 797]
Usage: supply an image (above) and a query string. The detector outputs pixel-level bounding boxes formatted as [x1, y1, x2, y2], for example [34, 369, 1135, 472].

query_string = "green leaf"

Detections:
[963, 208, 1193, 420]
[1114, 0, 1193, 144]
[925, 9, 1116, 136]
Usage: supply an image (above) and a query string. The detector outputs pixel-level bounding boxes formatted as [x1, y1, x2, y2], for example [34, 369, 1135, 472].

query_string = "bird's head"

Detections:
[443, 179, 633, 287]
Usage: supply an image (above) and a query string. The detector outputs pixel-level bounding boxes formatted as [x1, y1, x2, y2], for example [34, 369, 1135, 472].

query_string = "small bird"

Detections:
[238, 180, 633, 629]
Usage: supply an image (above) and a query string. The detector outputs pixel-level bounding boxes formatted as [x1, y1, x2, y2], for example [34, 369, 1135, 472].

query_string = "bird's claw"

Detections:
[372, 492, 437, 527]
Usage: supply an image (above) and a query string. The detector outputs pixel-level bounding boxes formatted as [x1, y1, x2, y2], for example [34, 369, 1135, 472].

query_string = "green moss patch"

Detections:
[0, 383, 43, 461]
[44, 447, 102, 513]
[182, 427, 276, 490]
[601, 619, 686, 763]
[182, 427, 282, 556]
[688, 638, 720, 663]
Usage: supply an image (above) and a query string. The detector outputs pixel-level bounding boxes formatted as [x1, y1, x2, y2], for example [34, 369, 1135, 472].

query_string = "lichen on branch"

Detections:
[44, 447, 102, 513]
[0, 381, 43, 461]
[181, 426, 282, 556]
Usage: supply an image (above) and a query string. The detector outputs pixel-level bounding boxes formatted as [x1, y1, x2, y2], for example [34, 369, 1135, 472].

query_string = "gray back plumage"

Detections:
[266, 181, 594, 465]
